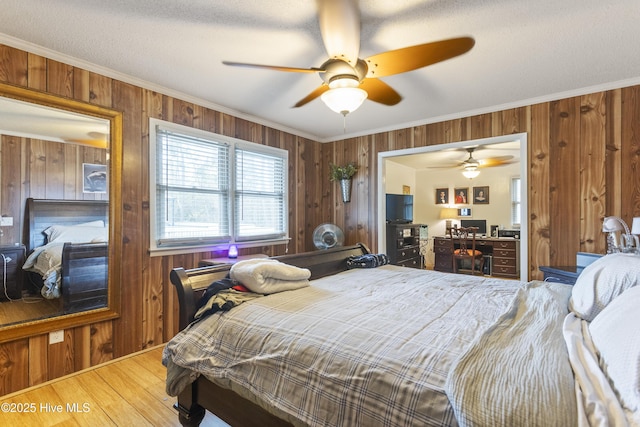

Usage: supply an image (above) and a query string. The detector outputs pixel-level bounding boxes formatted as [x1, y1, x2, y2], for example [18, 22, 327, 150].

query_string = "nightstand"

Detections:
[539, 252, 602, 285]
[0, 244, 26, 300]
[539, 266, 582, 285]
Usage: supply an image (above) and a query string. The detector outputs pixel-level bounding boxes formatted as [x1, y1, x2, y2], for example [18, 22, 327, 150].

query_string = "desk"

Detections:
[433, 236, 520, 279]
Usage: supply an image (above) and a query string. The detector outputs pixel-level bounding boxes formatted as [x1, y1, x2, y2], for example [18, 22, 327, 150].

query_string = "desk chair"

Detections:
[449, 226, 485, 275]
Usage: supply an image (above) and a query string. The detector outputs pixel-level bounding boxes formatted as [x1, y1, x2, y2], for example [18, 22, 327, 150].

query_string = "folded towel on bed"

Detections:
[230, 258, 311, 294]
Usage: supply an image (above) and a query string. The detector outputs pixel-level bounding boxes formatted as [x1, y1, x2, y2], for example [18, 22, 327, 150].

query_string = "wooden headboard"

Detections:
[24, 198, 108, 252]
[170, 243, 372, 330]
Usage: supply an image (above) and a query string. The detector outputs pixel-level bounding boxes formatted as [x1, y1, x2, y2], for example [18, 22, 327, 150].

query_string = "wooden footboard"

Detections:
[168, 243, 371, 426]
[24, 198, 109, 313]
[61, 242, 108, 313]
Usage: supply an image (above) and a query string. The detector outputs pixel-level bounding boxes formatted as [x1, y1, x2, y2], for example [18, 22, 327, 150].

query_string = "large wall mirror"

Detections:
[0, 82, 122, 343]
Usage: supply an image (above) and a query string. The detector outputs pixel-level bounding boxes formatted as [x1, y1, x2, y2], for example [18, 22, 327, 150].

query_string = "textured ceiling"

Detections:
[1, 0, 639, 142]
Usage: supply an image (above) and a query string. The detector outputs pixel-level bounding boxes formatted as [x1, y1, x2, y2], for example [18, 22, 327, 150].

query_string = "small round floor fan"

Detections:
[313, 223, 345, 250]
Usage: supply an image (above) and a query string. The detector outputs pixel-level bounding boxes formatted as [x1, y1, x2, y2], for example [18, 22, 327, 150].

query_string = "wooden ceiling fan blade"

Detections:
[293, 85, 329, 108]
[88, 131, 108, 139]
[317, 0, 361, 64]
[426, 163, 461, 169]
[64, 138, 108, 149]
[364, 37, 475, 78]
[479, 155, 515, 167]
[359, 78, 402, 106]
[222, 61, 321, 73]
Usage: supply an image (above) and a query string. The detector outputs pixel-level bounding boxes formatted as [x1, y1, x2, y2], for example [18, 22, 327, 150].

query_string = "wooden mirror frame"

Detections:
[0, 82, 122, 343]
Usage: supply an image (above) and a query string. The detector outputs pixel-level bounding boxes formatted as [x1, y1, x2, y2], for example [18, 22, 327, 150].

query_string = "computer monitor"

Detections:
[460, 219, 487, 235]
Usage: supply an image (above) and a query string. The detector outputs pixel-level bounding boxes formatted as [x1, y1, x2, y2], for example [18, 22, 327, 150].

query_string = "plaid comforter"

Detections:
[163, 265, 522, 426]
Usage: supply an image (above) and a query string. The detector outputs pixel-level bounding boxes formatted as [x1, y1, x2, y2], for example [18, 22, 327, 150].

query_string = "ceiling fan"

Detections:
[222, 0, 475, 116]
[428, 147, 515, 178]
[458, 147, 514, 169]
[64, 131, 109, 149]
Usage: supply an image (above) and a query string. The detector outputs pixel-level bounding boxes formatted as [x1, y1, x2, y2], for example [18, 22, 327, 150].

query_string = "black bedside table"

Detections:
[539, 265, 583, 285]
[0, 244, 26, 300]
[540, 252, 603, 286]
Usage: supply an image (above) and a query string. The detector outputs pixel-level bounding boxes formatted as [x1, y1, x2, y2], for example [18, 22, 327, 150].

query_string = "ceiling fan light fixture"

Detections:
[462, 164, 480, 179]
[321, 77, 367, 116]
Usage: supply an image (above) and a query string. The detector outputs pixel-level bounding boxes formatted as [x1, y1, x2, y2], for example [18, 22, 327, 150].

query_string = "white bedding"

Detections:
[164, 265, 523, 426]
[22, 242, 65, 299]
[22, 223, 108, 299]
[563, 313, 630, 427]
[446, 281, 578, 426]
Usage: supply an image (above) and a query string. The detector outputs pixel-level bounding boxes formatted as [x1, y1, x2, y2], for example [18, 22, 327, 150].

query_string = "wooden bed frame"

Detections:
[168, 243, 371, 427]
[24, 198, 109, 314]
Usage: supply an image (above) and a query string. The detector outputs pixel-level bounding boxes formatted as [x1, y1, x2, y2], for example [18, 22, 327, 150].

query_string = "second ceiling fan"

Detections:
[429, 146, 516, 178]
[223, 0, 475, 115]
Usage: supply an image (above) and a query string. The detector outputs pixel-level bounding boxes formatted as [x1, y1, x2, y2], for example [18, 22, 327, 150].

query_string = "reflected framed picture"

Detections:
[473, 186, 489, 204]
[83, 163, 107, 193]
[435, 188, 449, 204]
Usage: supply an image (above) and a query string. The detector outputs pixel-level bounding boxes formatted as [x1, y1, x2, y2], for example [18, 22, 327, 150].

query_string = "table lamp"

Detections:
[602, 216, 632, 253]
[228, 244, 238, 259]
[440, 208, 457, 234]
[630, 217, 640, 252]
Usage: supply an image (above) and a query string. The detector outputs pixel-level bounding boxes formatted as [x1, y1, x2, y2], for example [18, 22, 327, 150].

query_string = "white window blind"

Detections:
[155, 128, 230, 246]
[234, 148, 287, 241]
[511, 177, 521, 226]
[150, 119, 288, 252]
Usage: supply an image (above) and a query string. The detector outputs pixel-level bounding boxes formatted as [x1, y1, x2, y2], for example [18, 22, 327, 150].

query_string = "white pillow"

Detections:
[569, 253, 640, 321]
[589, 285, 640, 412]
[44, 223, 108, 244]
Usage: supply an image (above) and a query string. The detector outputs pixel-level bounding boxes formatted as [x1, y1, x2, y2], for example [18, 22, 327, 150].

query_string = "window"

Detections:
[511, 176, 521, 227]
[149, 119, 288, 254]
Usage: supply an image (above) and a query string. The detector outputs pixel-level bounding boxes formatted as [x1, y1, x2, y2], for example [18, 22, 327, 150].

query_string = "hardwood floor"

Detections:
[0, 294, 61, 326]
[0, 346, 228, 426]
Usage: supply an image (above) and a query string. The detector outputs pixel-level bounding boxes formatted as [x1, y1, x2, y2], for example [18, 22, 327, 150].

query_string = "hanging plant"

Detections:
[329, 162, 358, 181]
[329, 162, 358, 202]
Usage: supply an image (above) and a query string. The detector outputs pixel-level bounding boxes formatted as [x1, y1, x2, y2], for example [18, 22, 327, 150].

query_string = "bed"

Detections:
[22, 198, 109, 314]
[163, 244, 640, 427]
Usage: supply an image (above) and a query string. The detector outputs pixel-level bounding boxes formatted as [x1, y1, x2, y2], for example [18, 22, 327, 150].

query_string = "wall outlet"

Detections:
[49, 330, 64, 344]
[0, 217, 13, 226]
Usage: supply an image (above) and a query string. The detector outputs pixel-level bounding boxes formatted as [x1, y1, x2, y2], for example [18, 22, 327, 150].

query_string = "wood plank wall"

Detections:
[0, 42, 639, 395]
[0, 45, 321, 395]
[0, 135, 106, 246]
[322, 91, 640, 270]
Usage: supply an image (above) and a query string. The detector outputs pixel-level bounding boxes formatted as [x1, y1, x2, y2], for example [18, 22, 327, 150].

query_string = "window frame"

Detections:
[510, 176, 521, 227]
[149, 118, 289, 256]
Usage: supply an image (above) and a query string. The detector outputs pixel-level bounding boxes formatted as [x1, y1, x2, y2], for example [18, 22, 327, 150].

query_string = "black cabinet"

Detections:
[0, 244, 26, 300]
[539, 252, 602, 285]
[539, 266, 581, 285]
[386, 223, 423, 269]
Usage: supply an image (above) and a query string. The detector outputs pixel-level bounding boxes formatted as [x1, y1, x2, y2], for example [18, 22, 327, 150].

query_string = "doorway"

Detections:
[377, 133, 528, 281]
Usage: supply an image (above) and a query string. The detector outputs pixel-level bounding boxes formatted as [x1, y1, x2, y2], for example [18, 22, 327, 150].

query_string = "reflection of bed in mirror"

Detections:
[22, 198, 109, 314]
